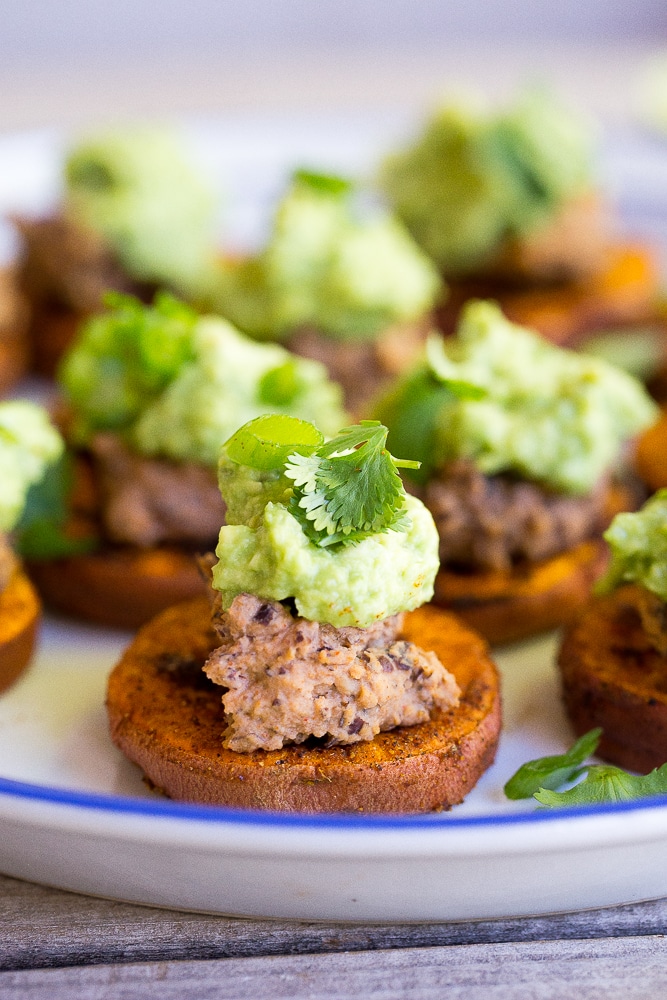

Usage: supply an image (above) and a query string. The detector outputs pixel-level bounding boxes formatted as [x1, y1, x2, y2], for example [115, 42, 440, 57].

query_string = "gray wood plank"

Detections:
[2, 936, 667, 1000]
[2, 873, 667, 971]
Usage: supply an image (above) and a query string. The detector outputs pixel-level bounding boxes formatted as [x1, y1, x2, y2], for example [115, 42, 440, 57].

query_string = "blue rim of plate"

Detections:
[1, 773, 667, 829]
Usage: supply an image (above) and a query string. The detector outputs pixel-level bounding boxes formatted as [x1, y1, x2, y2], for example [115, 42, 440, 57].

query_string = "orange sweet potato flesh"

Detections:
[635, 407, 667, 493]
[438, 243, 659, 347]
[0, 568, 40, 693]
[559, 585, 667, 773]
[434, 540, 608, 646]
[29, 547, 207, 629]
[107, 598, 501, 813]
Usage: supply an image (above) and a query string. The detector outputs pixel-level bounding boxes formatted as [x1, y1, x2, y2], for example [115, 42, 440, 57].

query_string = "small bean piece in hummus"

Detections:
[205, 593, 460, 752]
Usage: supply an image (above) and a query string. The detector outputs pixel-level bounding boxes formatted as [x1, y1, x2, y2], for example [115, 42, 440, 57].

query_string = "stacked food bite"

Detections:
[14, 128, 220, 374]
[380, 90, 661, 347]
[375, 300, 656, 643]
[0, 401, 62, 691]
[212, 168, 443, 412]
[107, 415, 501, 812]
[27, 292, 347, 627]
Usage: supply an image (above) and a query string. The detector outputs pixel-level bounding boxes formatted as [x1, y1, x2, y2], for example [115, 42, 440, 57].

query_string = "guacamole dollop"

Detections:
[597, 491, 667, 601]
[65, 128, 218, 298]
[214, 170, 442, 342]
[60, 294, 347, 466]
[380, 90, 595, 275]
[212, 421, 440, 628]
[376, 300, 657, 494]
[0, 402, 63, 533]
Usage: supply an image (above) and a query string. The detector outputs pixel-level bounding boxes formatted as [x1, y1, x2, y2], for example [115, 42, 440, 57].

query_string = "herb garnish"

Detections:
[291, 168, 353, 197]
[223, 416, 419, 549]
[59, 291, 198, 439]
[224, 414, 324, 471]
[374, 333, 486, 485]
[13, 453, 98, 560]
[504, 729, 602, 800]
[504, 729, 667, 808]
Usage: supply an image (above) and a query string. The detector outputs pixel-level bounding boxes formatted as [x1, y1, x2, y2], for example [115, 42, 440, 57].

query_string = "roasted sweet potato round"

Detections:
[559, 585, 667, 773]
[438, 243, 660, 347]
[107, 598, 501, 813]
[0, 568, 40, 693]
[28, 547, 207, 629]
[433, 539, 608, 646]
[635, 406, 667, 493]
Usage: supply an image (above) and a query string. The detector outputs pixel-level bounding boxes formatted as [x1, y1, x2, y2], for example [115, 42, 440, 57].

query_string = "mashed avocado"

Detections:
[214, 170, 442, 342]
[60, 294, 347, 466]
[0, 402, 63, 532]
[376, 300, 657, 494]
[597, 491, 667, 601]
[65, 128, 218, 298]
[212, 418, 440, 628]
[380, 90, 594, 275]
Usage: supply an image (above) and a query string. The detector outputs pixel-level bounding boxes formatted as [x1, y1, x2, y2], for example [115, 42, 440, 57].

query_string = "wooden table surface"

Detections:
[1, 872, 667, 998]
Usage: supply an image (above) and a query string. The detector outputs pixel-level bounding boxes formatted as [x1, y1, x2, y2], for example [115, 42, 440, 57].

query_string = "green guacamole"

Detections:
[212, 447, 440, 629]
[60, 294, 347, 466]
[597, 491, 667, 601]
[214, 170, 442, 342]
[380, 90, 595, 275]
[0, 402, 63, 533]
[375, 300, 657, 494]
[65, 128, 218, 298]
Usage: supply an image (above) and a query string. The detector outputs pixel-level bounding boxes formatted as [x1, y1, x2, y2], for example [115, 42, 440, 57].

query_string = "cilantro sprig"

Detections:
[13, 453, 98, 560]
[223, 416, 419, 549]
[285, 421, 419, 548]
[374, 334, 486, 485]
[504, 729, 602, 800]
[504, 729, 667, 809]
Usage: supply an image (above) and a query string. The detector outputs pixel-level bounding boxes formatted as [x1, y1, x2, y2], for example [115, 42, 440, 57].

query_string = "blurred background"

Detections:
[2, 1, 667, 128]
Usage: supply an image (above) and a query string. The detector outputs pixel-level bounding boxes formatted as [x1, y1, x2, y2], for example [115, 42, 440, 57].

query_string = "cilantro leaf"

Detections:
[375, 366, 456, 484]
[505, 728, 667, 810]
[504, 729, 602, 799]
[292, 168, 353, 196]
[535, 764, 667, 807]
[224, 414, 324, 471]
[224, 416, 418, 549]
[373, 336, 486, 486]
[285, 420, 417, 548]
[13, 452, 98, 560]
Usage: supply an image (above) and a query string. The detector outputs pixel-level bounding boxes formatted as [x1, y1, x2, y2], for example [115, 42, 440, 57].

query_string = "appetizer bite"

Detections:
[14, 127, 219, 375]
[559, 491, 667, 772]
[27, 294, 347, 628]
[107, 416, 501, 812]
[213, 169, 442, 412]
[380, 91, 660, 346]
[375, 300, 658, 644]
[0, 401, 62, 691]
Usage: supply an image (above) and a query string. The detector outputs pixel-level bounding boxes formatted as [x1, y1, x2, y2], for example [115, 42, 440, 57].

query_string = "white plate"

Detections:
[1, 616, 667, 921]
[2, 117, 667, 922]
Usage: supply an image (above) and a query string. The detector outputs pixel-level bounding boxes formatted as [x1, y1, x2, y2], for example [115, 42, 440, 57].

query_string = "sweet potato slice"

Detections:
[0, 568, 40, 693]
[559, 585, 667, 773]
[107, 598, 501, 813]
